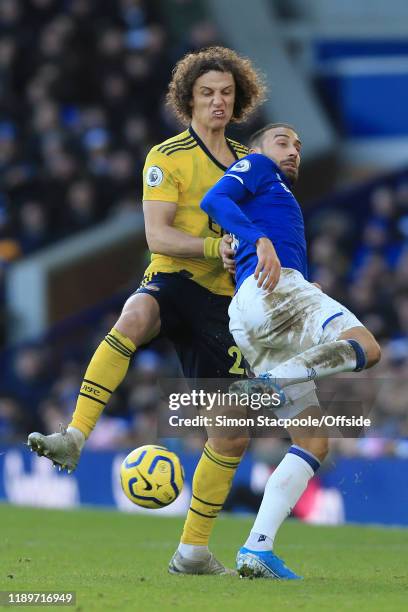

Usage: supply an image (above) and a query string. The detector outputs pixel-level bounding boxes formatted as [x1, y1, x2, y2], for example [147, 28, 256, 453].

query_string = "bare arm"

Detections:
[143, 200, 206, 258]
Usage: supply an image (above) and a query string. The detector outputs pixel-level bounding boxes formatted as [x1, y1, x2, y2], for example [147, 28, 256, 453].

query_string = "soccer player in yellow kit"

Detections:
[28, 47, 265, 575]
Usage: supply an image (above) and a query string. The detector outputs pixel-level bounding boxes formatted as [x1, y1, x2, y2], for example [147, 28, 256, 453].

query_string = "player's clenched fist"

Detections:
[255, 237, 281, 290]
[220, 234, 236, 274]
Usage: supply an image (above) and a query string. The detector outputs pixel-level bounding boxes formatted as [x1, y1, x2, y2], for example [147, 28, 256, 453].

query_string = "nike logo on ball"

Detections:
[136, 469, 153, 491]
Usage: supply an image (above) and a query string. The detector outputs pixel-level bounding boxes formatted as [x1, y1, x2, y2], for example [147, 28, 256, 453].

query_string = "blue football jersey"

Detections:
[201, 153, 308, 291]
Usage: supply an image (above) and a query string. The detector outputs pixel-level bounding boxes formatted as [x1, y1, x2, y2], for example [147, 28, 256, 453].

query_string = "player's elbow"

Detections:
[200, 193, 214, 216]
[145, 227, 165, 254]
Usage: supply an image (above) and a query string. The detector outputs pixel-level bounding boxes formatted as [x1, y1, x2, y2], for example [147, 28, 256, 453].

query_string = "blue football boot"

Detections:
[236, 547, 302, 579]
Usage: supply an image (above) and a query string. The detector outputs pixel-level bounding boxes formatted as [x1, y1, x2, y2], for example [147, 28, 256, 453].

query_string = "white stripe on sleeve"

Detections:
[224, 173, 244, 185]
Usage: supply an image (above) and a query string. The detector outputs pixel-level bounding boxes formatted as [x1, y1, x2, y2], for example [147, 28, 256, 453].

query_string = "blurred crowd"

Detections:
[0, 0, 227, 339]
[306, 178, 408, 451]
[1, 0, 407, 457]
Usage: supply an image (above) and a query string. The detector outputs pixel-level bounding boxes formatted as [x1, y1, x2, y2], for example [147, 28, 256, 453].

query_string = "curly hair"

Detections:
[166, 46, 267, 125]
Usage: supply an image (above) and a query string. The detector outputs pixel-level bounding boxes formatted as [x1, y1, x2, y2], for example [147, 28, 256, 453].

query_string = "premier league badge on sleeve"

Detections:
[231, 159, 251, 172]
[146, 166, 164, 187]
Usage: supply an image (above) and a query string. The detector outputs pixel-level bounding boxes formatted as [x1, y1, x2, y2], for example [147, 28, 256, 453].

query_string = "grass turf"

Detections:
[0, 504, 407, 611]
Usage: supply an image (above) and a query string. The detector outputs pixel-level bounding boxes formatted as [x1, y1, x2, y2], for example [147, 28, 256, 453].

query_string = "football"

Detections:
[120, 445, 184, 509]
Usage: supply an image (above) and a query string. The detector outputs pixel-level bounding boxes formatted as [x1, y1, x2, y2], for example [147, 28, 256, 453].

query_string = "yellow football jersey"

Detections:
[142, 127, 248, 296]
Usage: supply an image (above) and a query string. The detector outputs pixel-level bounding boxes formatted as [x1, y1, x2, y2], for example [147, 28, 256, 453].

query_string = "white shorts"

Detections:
[229, 269, 363, 418]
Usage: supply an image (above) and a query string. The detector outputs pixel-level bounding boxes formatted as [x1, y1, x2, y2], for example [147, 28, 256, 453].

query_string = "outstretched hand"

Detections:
[255, 237, 281, 291]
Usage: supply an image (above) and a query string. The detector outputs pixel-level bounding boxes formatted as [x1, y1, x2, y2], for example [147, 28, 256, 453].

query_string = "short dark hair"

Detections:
[166, 46, 266, 125]
[249, 123, 297, 149]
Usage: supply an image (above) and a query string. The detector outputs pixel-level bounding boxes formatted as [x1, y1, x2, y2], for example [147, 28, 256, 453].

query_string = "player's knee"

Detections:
[116, 295, 160, 345]
[365, 340, 381, 368]
[119, 307, 145, 332]
[208, 436, 249, 458]
[345, 329, 381, 369]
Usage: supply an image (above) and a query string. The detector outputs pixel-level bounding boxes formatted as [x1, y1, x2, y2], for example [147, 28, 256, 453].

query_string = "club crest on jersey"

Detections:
[146, 166, 163, 187]
[231, 159, 251, 173]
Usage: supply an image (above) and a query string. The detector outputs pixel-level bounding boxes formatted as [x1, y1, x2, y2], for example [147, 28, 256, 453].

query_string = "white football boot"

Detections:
[27, 425, 85, 473]
[168, 550, 237, 576]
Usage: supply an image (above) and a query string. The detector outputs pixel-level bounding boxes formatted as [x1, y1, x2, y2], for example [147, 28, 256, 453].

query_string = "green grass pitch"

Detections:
[1, 504, 407, 611]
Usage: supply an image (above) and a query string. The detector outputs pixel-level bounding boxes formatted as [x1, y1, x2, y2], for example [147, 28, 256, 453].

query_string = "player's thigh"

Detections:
[318, 293, 364, 345]
[228, 295, 265, 375]
[189, 289, 246, 378]
[115, 292, 161, 346]
[192, 332, 246, 378]
[229, 274, 321, 373]
[120, 271, 189, 348]
[287, 404, 329, 462]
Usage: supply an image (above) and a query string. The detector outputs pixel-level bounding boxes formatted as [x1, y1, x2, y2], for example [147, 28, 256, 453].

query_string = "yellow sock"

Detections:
[181, 442, 242, 546]
[69, 328, 136, 438]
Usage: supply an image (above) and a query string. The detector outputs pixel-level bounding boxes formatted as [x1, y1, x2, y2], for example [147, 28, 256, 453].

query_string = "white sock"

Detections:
[244, 532, 273, 551]
[67, 426, 86, 450]
[247, 446, 319, 549]
[178, 543, 210, 561]
[266, 339, 364, 387]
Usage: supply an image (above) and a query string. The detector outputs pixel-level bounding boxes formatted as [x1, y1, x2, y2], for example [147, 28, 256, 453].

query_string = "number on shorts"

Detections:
[228, 345, 245, 375]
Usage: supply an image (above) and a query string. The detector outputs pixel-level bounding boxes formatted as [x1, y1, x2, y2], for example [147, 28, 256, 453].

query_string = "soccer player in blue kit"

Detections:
[201, 123, 381, 579]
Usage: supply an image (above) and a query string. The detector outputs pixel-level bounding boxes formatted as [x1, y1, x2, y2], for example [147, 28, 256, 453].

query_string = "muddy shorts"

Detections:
[228, 269, 363, 418]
